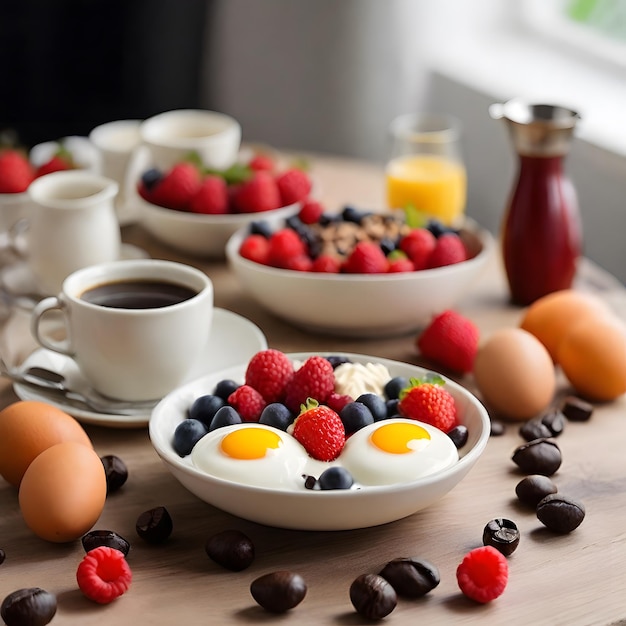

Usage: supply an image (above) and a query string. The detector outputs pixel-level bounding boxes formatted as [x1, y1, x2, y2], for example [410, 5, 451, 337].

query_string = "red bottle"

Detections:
[491, 101, 582, 305]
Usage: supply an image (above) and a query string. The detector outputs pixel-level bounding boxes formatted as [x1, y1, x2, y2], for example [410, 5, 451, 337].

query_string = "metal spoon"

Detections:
[0, 359, 159, 416]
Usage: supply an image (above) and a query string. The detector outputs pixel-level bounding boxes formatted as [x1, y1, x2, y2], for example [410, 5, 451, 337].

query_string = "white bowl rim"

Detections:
[149, 352, 491, 501]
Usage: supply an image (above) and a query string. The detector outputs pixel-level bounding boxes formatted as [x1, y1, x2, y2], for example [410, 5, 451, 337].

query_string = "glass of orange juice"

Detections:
[386, 113, 467, 226]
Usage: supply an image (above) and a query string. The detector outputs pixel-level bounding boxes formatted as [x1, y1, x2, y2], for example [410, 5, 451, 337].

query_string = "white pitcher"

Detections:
[25, 170, 121, 295]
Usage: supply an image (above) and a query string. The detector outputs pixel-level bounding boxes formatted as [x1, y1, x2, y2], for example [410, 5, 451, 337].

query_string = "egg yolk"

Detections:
[220, 428, 283, 460]
[370, 422, 431, 454]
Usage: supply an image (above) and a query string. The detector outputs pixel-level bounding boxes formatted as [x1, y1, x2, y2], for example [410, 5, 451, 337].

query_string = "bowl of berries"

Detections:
[136, 153, 312, 258]
[149, 350, 491, 531]
[225, 205, 494, 337]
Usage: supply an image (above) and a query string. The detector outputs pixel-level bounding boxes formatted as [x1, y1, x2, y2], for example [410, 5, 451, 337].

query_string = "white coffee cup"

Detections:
[31, 259, 214, 401]
[24, 170, 121, 295]
[88, 120, 144, 224]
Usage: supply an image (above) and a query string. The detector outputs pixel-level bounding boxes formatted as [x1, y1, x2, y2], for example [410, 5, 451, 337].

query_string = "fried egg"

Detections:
[340, 418, 459, 486]
[190, 423, 309, 489]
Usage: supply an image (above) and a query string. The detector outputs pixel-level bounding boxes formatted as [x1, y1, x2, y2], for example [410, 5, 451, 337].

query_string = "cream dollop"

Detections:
[333, 362, 391, 399]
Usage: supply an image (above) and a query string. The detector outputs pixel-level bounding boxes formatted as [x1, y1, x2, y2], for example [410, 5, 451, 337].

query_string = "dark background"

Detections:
[0, 0, 211, 148]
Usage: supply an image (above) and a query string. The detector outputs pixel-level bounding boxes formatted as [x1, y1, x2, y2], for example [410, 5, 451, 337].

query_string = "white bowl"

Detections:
[226, 218, 493, 337]
[138, 198, 301, 258]
[149, 352, 490, 531]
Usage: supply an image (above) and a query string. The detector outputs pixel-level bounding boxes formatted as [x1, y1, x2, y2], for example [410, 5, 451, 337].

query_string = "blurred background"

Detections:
[1, 0, 625, 282]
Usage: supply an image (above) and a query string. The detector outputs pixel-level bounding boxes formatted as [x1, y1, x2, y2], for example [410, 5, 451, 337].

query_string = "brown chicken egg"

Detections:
[18, 441, 107, 542]
[0, 400, 93, 487]
[473, 328, 556, 421]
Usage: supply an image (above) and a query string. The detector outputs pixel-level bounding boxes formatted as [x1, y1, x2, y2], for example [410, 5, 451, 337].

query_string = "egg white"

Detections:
[190, 423, 309, 489]
[340, 418, 459, 486]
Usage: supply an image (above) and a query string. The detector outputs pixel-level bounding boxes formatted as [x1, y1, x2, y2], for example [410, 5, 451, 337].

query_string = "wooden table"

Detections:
[1, 154, 625, 625]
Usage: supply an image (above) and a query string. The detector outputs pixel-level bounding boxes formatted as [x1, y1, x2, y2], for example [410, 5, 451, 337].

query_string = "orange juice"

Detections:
[385, 154, 467, 225]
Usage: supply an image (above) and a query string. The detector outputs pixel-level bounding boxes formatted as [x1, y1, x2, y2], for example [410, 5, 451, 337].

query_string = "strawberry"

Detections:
[417, 310, 480, 374]
[245, 349, 295, 403]
[298, 198, 324, 225]
[233, 171, 281, 213]
[342, 241, 389, 274]
[400, 228, 437, 270]
[151, 162, 202, 211]
[387, 252, 414, 273]
[36, 154, 74, 177]
[189, 174, 228, 214]
[291, 398, 345, 461]
[398, 376, 458, 433]
[249, 153, 275, 172]
[239, 234, 271, 265]
[284, 356, 335, 413]
[427, 233, 467, 269]
[76, 546, 132, 604]
[268, 228, 307, 269]
[0, 149, 35, 193]
[312, 254, 341, 273]
[275, 168, 312, 206]
[282, 254, 313, 271]
[228, 385, 267, 422]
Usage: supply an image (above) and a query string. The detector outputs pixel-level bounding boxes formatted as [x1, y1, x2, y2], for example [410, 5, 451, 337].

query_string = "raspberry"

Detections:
[228, 385, 267, 422]
[291, 399, 345, 461]
[233, 171, 281, 213]
[417, 310, 480, 374]
[326, 391, 353, 413]
[342, 242, 389, 274]
[239, 234, 271, 265]
[456, 546, 508, 603]
[190, 174, 228, 214]
[298, 198, 324, 225]
[312, 255, 341, 273]
[151, 162, 202, 211]
[398, 376, 458, 433]
[282, 255, 313, 271]
[268, 228, 307, 269]
[427, 233, 468, 269]
[245, 349, 295, 403]
[0, 149, 35, 193]
[249, 153, 276, 172]
[387, 253, 414, 273]
[275, 168, 312, 206]
[400, 228, 437, 270]
[76, 546, 132, 604]
[284, 356, 335, 413]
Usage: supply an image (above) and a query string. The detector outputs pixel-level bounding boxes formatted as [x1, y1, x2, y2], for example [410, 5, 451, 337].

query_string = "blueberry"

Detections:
[356, 393, 388, 421]
[213, 379, 240, 401]
[250, 220, 273, 238]
[286, 215, 307, 235]
[318, 466, 354, 490]
[325, 355, 352, 369]
[384, 376, 409, 400]
[173, 419, 209, 456]
[342, 205, 370, 223]
[386, 398, 400, 417]
[189, 394, 226, 426]
[340, 402, 374, 435]
[380, 237, 398, 255]
[259, 403, 293, 431]
[319, 213, 340, 227]
[426, 218, 457, 238]
[209, 406, 243, 431]
[141, 168, 162, 190]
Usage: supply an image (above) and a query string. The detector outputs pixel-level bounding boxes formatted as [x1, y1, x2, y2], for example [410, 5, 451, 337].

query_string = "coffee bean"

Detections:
[512, 438, 562, 476]
[447, 425, 469, 449]
[101, 455, 128, 493]
[250, 571, 307, 613]
[136, 506, 173, 544]
[515, 474, 558, 507]
[206, 530, 255, 571]
[536, 494, 585, 533]
[378, 557, 440, 598]
[541, 409, 566, 436]
[1, 588, 57, 626]
[519, 419, 552, 442]
[350, 574, 397, 620]
[82, 529, 131, 556]
[490, 420, 505, 436]
[561, 396, 593, 422]
[303, 474, 318, 490]
[482, 518, 520, 556]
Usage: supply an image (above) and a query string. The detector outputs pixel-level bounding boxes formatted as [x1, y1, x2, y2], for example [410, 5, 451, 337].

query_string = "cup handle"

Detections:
[0, 218, 29, 261]
[30, 296, 74, 357]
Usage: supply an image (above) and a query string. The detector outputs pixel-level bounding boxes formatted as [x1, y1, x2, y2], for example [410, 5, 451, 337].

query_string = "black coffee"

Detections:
[80, 280, 197, 309]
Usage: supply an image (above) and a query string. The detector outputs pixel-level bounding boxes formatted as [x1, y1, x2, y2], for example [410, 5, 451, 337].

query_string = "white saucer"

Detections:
[0, 243, 149, 307]
[13, 308, 268, 428]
